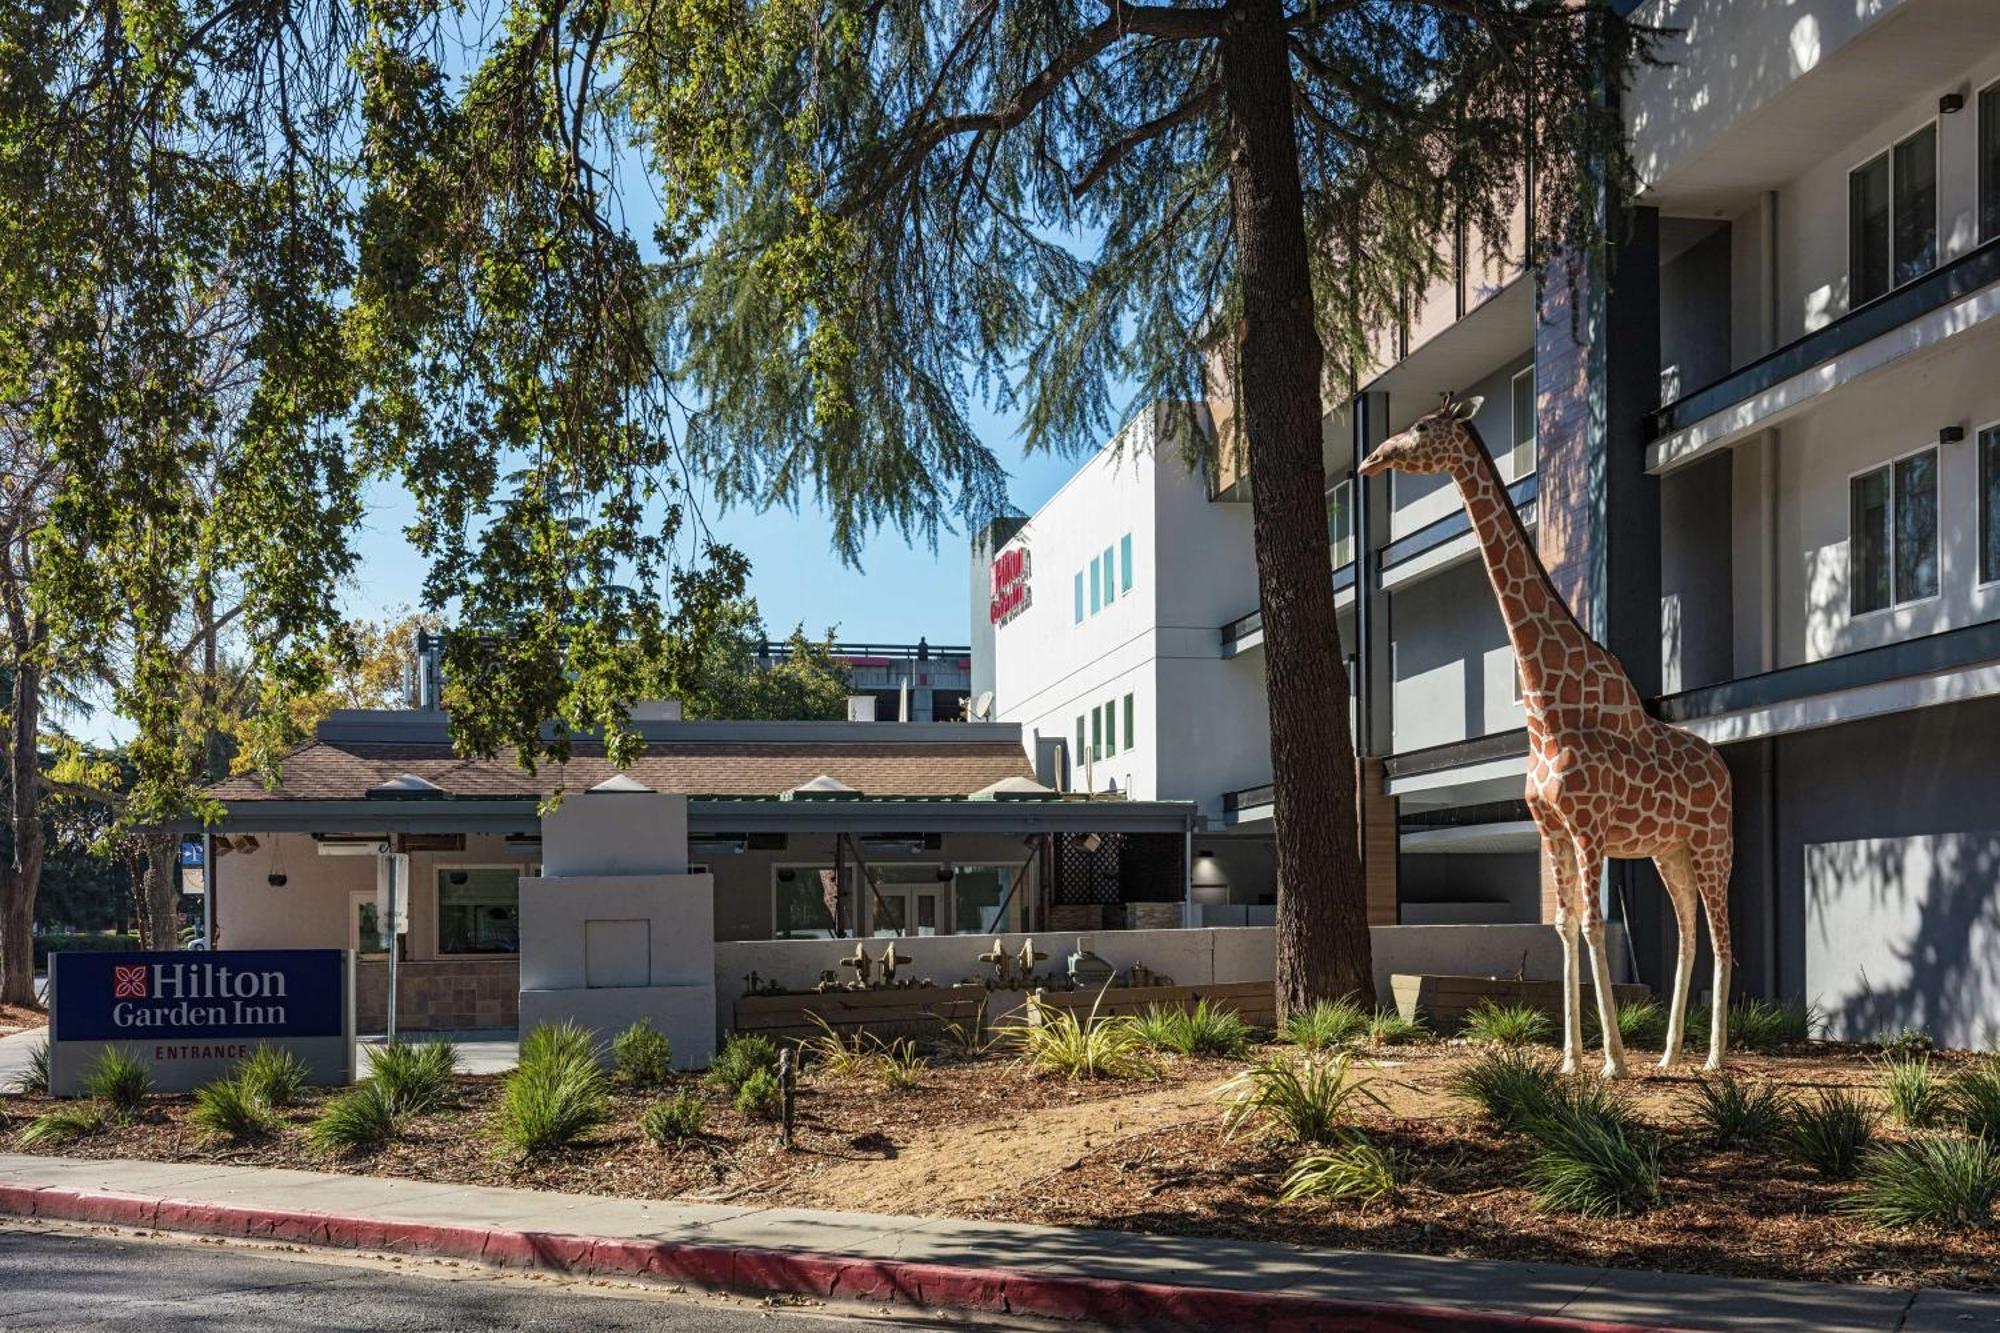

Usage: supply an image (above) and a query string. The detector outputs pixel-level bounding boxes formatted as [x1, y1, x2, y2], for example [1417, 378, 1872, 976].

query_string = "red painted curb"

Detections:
[0, 1181, 1696, 1333]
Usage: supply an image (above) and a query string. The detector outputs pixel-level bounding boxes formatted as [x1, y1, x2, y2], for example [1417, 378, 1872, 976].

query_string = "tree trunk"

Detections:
[1218, 0, 1371, 1017]
[135, 833, 182, 951]
[1, 660, 45, 1006]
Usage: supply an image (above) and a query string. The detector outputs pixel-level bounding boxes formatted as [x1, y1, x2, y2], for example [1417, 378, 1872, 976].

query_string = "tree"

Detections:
[677, 602, 850, 721]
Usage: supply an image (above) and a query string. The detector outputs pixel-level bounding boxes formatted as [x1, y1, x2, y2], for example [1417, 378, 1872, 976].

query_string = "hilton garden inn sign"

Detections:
[48, 949, 355, 1096]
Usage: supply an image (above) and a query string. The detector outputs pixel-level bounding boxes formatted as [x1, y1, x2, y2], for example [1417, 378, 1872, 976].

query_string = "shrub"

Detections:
[1843, 1136, 2000, 1229]
[306, 1080, 400, 1156]
[1690, 998, 1817, 1053]
[12, 1039, 48, 1095]
[1219, 1051, 1384, 1146]
[1879, 1053, 1947, 1129]
[499, 1053, 610, 1156]
[1446, 1047, 1562, 1131]
[1280, 997, 1369, 1052]
[1280, 1135, 1401, 1206]
[1882, 1028, 1936, 1060]
[1005, 995, 1154, 1081]
[1523, 1097, 1661, 1218]
[641, 1091, 707, 1146]
[1460, 1001, 1553, 1047]
[1687, 1074, 1791, 1149]
[1365, 1009, 1428, 1046]
[83, 1046, 152, 1118]
[1784, 1089, 1876, 1179]
[191, 1078, 277, 1144]
[734, 1066, 782, 1119]
[706, 1033, 780, 1094]
[368, 1041, 458, 1116]
[1947, 1059, 2000, 1141]
[1585, 998, 1668, 1050]
[802, 1015, 880, 1080]
[877, 1040, 926, 1092]
[237, 1046, 309, 1109]
[936, 1005, 991, 1058]
[1135, 998, 1252, 1058]
[519, 1021, 601, 1070]
[611, 1019, 674, 1088]
[17, 1105, 104, 1148]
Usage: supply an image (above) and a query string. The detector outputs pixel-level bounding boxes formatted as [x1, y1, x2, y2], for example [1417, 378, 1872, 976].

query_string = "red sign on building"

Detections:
[990, 546, 1032, 626]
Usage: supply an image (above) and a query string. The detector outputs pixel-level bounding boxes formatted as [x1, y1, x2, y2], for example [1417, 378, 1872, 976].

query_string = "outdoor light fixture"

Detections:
[1940, 424, 1966, 446]
[448, 870, 469, 886]
[777, 868, 797, 883]
[266, 873, 288, 888]
[1941, 91, 1966, 115]
[935, 864, 954, 882]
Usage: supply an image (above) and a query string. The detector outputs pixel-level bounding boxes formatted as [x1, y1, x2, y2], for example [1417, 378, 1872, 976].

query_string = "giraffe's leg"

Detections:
[1652, 845, 1700, 1069]
[1695, 845, 1736, 1071]
[1541, 823, 1586, 1076]
[1575, 840, 1627, 1079]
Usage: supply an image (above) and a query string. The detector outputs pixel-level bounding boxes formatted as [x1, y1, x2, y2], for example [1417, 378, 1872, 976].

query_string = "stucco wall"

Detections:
[1389, 557, 1524, 753]
[1387, 354, 1533, 539]
[1660, 450, 1736, 694]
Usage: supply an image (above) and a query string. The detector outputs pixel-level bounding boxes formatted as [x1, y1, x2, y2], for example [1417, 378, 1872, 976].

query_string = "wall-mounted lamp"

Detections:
[1940, 91, 1966, 115]
[1940, 424, 1966, 446]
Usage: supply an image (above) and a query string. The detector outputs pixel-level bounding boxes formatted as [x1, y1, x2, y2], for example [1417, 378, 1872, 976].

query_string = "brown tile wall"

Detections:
[356, 957, 519, 1031]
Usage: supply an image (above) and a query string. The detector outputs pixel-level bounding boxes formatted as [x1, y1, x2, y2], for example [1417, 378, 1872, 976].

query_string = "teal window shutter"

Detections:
[1089, 556, 1101, 614]
[1101, 546, 1115, 604]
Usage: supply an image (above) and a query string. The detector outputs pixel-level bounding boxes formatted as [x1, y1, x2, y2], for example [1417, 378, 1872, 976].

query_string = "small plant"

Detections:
[611, 1019, 674, 1088]
[11, 1039, 48, 1095]
[1280, 997, 1369, 1051]
[1878, 1053, 1947, 1129]
[1364, 1008, 1428, 1046]
[1445, 1047, 1562, 1131]
[1784, 1089, 1877, 1180]
[935, 1001, 991, 1057]
[1280, 1135, 1401, 1206]
[1004, 994, 1154, 1081]
[17, 1104, 104, 1148]
[498, 1053, 611, 1156]
[367, 1040, 458, 1116]
[1947, 1059, 2000, 1141]
[706, 1032, 780, 1094]
[1691, 998, 1817, 1052]
[1135, 999, 1252, 1058]
[237, 1046, 309, 1109]
[877, 1039, 926, 1092]
[1585, 998, 1668, 1050]
[519, 1020, 601, 1070]
[1843, 1136, 2000, 1229]
[305, 1080, 400, 1156]
[83, 1046, 152, 1118]
[802, 1015, 880, 1080]
[1219, 1051, 1385, 1145]
[1881, 1027, 1936, 1060]
[1460, 1000, 1554, 1047]
[1522, 1096, 1661, 1218]
[191, 1078, 277, 1144]
[734, 1066, 782, 1119]
[1687, 1074, 1791, 1148]
[640, 1091, 707, 1146]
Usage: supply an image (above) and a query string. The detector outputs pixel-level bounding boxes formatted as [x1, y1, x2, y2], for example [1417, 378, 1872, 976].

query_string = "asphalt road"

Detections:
[0, 1223, 1024, 1332]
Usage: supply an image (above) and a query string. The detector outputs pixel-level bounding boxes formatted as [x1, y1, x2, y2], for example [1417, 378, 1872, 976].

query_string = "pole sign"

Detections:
[989, 545, 1032, 627]
[48, 949, 354, 1096]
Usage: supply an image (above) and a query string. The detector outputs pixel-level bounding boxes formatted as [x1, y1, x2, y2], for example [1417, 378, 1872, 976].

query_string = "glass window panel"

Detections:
[1892, 125, 1937, 287]
[1088, 557, 1100, 614]
[1850, 467, 1891, 615]
[1075, 715, 1085, 763]
[1326, 478, 1354, 568]
[1982, 428, 2000, 585]
[1511, 366, 1537, 476]
[355, 899, 385, 956]
[1122, 692, 1134, 748]
[1984, 87, 2000, 243]
[1073, 571, 1083, 623]
[774, 867, 839, 939]
[1119, 533, 1133, 592]
[1103, 697, 1116, 755]
[1101, 546, 1115, 604]
[1850, 152, 1891, 307]
[437, 868, 521, 955]
[951, 865, 1014, 935]
[1894, 449, 1938, 602]
[1090, 706, 1101, 760]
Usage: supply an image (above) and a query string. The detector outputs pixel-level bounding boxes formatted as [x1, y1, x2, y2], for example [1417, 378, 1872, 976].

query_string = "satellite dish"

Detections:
[973, 691, 995, 721]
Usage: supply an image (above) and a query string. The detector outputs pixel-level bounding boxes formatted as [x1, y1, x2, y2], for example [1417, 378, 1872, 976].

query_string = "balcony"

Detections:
[1218, 564, 1356, 657]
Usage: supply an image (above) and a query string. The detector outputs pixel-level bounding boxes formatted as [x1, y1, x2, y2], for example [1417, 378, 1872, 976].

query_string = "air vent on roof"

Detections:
[783, 774, 861, 801]
[590, 774, 654, 793]
[971, 775, 1056, 801]
[367, 773, 444, 800]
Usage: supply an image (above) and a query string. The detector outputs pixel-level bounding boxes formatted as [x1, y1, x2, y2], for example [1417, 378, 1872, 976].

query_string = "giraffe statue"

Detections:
[1358, 394, 1734, 1076]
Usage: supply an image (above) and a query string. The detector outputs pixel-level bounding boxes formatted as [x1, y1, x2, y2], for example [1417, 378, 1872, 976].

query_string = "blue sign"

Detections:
[53, 949, 346, 1042]
[179, 840, 204, 867]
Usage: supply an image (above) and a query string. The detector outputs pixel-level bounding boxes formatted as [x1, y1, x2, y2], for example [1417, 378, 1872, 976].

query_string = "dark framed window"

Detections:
[1510, 364, 1537, 477]
[1981, 426, 2000, 585]
[437, 867, 522, 955]
[1983, 84, 2000, 243]
[1325, 477, 1354, 568]
[1851, 124, 1937, 307]
[1850, 448, 1938, 615]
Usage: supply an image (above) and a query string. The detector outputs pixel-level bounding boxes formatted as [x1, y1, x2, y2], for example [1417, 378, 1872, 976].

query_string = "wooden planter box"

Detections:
[1026, 980, 1276, 1028]
[1391, 973, 1650, 1033]
[732, 984, 1005, 1043]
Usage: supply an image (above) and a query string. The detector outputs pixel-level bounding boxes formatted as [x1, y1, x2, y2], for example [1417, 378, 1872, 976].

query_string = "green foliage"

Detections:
[1521, 1097, 1661, 1219]
[520, 1022, 601, 1071]
[1364, 1009, 1428, 1046]
[1219, 1051, 1384, 1146]
[1878, 1054, 1947, 1129]
[1445, 1048, 1563, 1131]
[734, 1067, 782, 1120]
[499, 1053, 612, 1157]
[1687, 1075, 1792, 1149]
[1280, 998, 1369, 1052]
[191, 1079, 278, 1144]
[1460, 1001, 1554, 1047]
[1947, 1060, 2000, 1141]
[1882, 1028, 1936, 1060]
[1843, 1136, 2000, 1229]
[306, 1082, 401, 1157]
[236, 1046, 309, 1109]
[1280, 1136, 1401, 1207]
[1689, 999, 1818, 1053]
[1134, 999, 1252, 1058]
[641, 1092, 708, 1146]
[1784, 1090, 1877, 1180]
[706, 1033, 780, 1094]
[1004, 996, 1154, 1082]
[611, 1020, 674, 1089]
[83, 1047, 152, 1118]
[802, 1015, 881, 1080]
[367, 1041, 458, 1117]
[1585, 998, 1668, 1050]
[680, 604, 851, 722]
[12, 1040, 49, 1095]
[876, 1040, 926, 1092]
[17, 1105, 105, 1149]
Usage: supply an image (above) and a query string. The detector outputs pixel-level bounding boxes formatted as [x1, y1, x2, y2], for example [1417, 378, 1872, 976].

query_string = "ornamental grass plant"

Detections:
[1280, 1135, 1401, 1207]
[305, 1080, 400, 1157]
[367, 1040, 459, 1116]
[236, 1045, 309, 1109]
[1686, 1073, 1792, 1149]
[1005, 993, 1154, 1081]
[1219, 1050, 1384, 1146]
[1445, 1047, 1562, 1131]
[1279, 997, 1369, 1051]
[1134, 998, 1253, 1058]
[1460, 1001, 1554, 1047]
[1784, 1089, 1877, 1180]
[1843, 1135, 2000, 1229]
[191, 1077, 278, 1144]
[82, 1046, 152, 1119]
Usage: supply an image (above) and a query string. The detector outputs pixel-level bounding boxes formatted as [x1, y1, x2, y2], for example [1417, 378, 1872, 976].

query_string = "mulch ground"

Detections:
[0, 1002, 46, 1036]
[4, 1039, 1997, 1291]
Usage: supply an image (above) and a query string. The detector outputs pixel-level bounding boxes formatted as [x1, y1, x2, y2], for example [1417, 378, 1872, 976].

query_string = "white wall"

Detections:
[1387, 356, 1533, 540]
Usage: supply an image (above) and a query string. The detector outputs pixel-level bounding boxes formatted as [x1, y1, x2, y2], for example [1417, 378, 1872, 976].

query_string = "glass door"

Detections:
[865, 865, 947, 936]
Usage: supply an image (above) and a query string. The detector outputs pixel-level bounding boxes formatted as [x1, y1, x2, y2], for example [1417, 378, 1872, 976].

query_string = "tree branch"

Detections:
[1070, 81, 1220, 200]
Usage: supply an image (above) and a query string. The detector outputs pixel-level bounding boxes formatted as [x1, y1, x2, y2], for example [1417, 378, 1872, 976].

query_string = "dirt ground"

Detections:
[5, 1037, 1997, 1291]
[0, 1002, 47, 1037]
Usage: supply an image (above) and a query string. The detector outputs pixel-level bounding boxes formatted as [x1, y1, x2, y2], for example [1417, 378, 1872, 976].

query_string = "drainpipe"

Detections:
[1183, 824, 1195, 928]
[385, 850, 400, 1044]
[201, 831, 215, 948]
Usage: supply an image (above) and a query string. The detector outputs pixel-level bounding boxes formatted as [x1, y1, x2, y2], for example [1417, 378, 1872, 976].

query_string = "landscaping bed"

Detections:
[3, 1003, 1997, 1292]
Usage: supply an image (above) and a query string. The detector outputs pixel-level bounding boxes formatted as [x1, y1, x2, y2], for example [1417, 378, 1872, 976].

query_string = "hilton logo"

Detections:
[108, 960, 291, 1029]
[113, 965, 148, 998]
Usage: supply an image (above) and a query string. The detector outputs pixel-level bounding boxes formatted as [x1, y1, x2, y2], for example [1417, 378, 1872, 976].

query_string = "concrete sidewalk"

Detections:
[0, 1154, 1990, 1332]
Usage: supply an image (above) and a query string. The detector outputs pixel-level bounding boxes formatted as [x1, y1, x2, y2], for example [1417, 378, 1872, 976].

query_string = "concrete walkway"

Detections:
[0, 1155, 1991, 1332]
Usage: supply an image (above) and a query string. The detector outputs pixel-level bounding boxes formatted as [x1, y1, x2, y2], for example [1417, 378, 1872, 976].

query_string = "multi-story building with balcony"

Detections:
[975, 0, 2000, 1044]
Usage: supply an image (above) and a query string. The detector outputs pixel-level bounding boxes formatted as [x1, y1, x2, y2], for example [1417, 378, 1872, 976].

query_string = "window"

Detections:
[1119, 533, 1133, 594]
[437, 867, 521, 954]
[1090, 706, 1102, 761]
[1850, 124, 1936, 307]
[1983, 84, 2000, 243]
[1511, 365, 1537, 477]
[774, 866, 840, 939]
[1122, 692, 1134, 749]
[1100, 545, 1115, 606]
[1075, 715, 1086, 765]
[1088, 556, 1101, 614]
[1982, 426, 2000, 584]
[1103, 697, 1117, 756]
[349, 891, 387, 959]
[1073, 571, 1084, 623]
[1325, 477, 1354, 569]
[1850, 447, 1938, 615]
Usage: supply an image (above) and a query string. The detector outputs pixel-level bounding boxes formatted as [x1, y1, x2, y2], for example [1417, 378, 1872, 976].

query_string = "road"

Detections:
[0, 1223, 1041, 1332]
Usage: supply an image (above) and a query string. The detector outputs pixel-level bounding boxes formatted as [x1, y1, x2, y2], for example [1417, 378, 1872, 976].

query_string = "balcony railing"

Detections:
[1658, 619, 2000, 725]
[1218, 563, 1356, 652]
[1381, 474, 1537, 572]
[1220, 783, 1275, 816]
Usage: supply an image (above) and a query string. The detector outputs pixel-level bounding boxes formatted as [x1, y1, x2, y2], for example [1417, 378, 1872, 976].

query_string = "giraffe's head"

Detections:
[1357, 393, 1485, 478]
